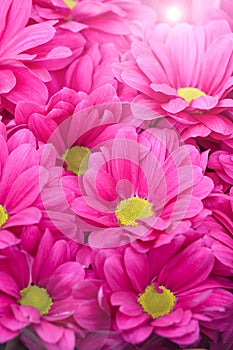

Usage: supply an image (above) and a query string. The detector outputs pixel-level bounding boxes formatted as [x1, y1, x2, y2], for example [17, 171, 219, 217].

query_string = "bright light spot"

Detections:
[164, 6, 183, 23]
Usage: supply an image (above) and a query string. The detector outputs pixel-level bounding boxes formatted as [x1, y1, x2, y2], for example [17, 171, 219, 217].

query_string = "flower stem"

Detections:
[5, 337, 19, 350]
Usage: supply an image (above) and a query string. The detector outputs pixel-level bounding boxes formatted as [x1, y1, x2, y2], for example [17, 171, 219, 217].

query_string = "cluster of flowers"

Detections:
[0, 0, 233, 349]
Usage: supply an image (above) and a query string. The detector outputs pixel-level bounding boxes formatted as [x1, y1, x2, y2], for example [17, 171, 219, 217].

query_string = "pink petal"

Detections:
[104, 254, 132, 292]
[5, 67, 48, 105]
[34, 320, 63, 344]
[5, 166, 48, 213]
[116, 311, 150, 330]
[0, 0, 32, 44]
[162, 98, 189, 113]
[0, 69, 16, 93]
[122, 324, 153, 344]
[4, 24, 55, 58]
[3, 207, 42, 228]
[0, 230, 20, 249]
[124, 247, 149, 293]
[46, 262, 85, 299]
[0, 323, 18, 343]
[74, 300, 110, 330]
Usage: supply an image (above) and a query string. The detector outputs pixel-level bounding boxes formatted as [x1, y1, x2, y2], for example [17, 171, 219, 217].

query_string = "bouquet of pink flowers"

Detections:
[0, 1, 232, 349]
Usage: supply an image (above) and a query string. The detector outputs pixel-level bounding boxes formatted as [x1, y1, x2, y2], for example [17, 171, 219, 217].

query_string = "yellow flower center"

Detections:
[0, 205, 8, 227]
[178, 87, 206, 102]
[19, 285, 53, 316]
[138, 285, 176, 319]
[115, 197, 153, 227]
[63, 0, 77, 9]
[62, 146, 91, 176]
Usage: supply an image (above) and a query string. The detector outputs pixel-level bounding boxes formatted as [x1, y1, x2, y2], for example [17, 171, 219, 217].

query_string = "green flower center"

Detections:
[138, 285, 176, 319]
[19, 285, 53, 316]
[178, 87, 206, 102]
[115, 197, 153, 227]
[63, 0, 77, 9]
[0, 205, 8, 227]
[62, 146, 91, 176]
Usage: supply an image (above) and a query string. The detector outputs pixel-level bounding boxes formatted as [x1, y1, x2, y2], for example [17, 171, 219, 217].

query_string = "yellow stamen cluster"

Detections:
[178, 87, 206, 102]
[138, 285, 176, 319]
[62, 145, 91, 176]
[19, 285, 53, 316]
[115, 197, 153, 227]
[0, 205, 8, 227]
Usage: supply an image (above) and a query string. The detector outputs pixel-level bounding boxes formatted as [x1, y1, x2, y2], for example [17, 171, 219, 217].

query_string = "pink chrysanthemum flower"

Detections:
[0, 131, 47, 231]
[0, 125, 82, 241]
[114, 20, 233, 140]
[208, 149, 233, 185]
[14, 85, 122, 143]
[0, 230, 84, 349]
[93, 239, 233, 347]
[0, 0, 74, 112]
[33, 0, 155, 51]
[193, 216, 233, 277]
[71, 126, 213, 248]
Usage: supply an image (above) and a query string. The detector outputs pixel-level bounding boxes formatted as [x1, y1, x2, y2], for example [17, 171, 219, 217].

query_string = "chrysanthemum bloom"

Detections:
[0, 230, 107, 350]
[114, 20, 233, 140]
[33, 0, 155, 50]
[0, 131, 47, 231]
[197, 216, 233, 277]
[0, 0, 75, 113]
[93, 239, 233, 347]
[65, 43, 138, 102]
[0, 126, 81, 241]
[15, 85, 135, 143]
[208, 150, 233, 185]
[71, 126, 213, 248]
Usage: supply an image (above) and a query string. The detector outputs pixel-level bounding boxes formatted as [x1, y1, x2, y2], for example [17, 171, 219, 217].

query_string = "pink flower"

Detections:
[70, 0, 155, 51]
[71, 126, 213, 248]
[33, 0, 155, 51]
[114, 20, 233, 140]
[14, 85, 132, 142]
[0, 130, 47, 231]
[93, 239, 233, 347]
[208, 150, 233, 185]
[194, 216, 233, 277]
[0, 230, 84, 349]
[0, 0, 74, 112]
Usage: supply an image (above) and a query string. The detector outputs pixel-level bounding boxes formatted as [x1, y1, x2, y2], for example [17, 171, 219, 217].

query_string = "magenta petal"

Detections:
[0, 271, 19, 297]
[15, 101, 45, 125]
[191, 95, 218, 109]
[74, 299, 110, 330]
[0, 230, 20, 249]
[5, 166, 48, 213]
[0, 69, 16, 93]
[4, 23, 55, 58]
[34, 320, 63, 344]
[116, 311, 150, 330]
[3, 207, 42, 228]
[124, 247, 149, 293]
[46, 262, 85, 299]
[159, 242, 215, 292]
[6, 67, 48, 105]
[0, 0, 32, 43]
[122, 324, 153, 344]
[162, 98, 189, 113]
[7, 129, 37, 152]
[0, 323, 18, 343]
[104, 254, 132, 292]
[34, 240, 70, 284]
[0, 144, 39, 201]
